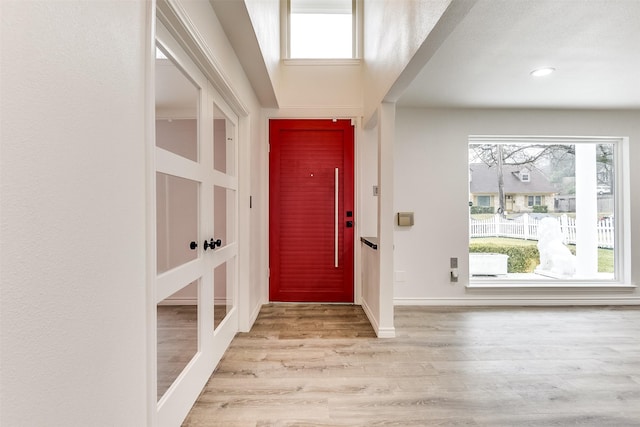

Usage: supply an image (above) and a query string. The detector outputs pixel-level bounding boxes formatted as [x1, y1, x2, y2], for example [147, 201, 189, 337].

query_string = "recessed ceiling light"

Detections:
[530, 67, 555, 77]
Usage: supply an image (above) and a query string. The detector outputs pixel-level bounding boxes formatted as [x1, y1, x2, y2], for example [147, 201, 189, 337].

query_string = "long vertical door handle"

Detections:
[335, 167, 339, 268]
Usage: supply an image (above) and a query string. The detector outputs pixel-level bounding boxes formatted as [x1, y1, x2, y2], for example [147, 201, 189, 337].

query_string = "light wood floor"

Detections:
[157, 305, 198, 400]
[157, 305, 228, 400]
[182, 304, 640, 426]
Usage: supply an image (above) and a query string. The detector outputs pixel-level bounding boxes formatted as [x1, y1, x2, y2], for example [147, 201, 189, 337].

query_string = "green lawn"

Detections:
[470, 237, 614, 273]
[471, 237, 537, 246]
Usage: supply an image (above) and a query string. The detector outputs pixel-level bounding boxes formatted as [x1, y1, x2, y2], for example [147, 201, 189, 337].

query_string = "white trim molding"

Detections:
[283, 58, 362, 66]
[265, 106, 364, 118]
[395, 297, 640, 306]
[158, 298, 198, 306]
[157, 0, 250, 118]
[361, 298, 396, 338]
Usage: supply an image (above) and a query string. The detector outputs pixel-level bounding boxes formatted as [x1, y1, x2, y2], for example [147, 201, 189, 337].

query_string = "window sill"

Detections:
[467, 282, 636, 291]
[283, 58, 361, 66]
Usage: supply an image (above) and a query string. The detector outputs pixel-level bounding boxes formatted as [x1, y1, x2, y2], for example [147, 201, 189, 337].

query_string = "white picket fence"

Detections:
[470, 214, 614, 248]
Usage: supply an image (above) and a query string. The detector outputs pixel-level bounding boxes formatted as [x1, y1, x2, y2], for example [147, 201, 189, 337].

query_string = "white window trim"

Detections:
[468, 135, 632, 287]
[282, 58, 361, 66]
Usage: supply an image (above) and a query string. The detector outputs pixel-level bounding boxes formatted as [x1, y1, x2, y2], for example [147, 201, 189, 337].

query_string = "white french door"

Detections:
[154, 21, 239, 427]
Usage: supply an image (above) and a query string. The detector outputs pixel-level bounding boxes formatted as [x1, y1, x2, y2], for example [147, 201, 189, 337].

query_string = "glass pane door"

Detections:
[154, 23, 216, 427]
[157, 281, 198, 399]
[154, 19, 240, 426]
[155, 40, 203, 404]
[156, 173, 198, 274]
[212, 102, 237, 330]
[213, 104, 235, 176]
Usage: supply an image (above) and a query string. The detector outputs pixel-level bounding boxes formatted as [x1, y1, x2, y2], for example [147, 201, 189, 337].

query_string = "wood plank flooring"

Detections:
[157, 304, 228, 400]
[157, 305, 198, 400]
[182, 304, 640, 426]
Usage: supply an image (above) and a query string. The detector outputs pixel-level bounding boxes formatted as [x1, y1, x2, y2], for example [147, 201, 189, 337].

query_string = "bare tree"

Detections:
[596, 144, 614, 190]
[470, 144, 575, 215]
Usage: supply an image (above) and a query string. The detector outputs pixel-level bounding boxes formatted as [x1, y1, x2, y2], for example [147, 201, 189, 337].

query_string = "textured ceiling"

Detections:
[397, 0, 640, 109]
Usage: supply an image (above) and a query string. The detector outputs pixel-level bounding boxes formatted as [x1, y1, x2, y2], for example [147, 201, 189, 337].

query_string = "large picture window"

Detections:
[468, 136, 628, 284]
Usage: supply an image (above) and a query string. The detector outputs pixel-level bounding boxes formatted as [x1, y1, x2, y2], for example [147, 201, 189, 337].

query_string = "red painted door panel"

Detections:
[269, 119, 354, 302]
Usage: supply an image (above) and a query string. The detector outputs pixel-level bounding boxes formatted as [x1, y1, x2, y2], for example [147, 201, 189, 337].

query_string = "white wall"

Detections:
[244, 0, 281, 97]
[359, 123, 379, 237]
[0, 1, 149, 425]
[358, 122, 379, 329]
[1, 0, 271, 424]
[250, 112, 270, 325]
[276, 62, 363, 110]
[394, 108, 640, 304]
[362, 0, 452, 121]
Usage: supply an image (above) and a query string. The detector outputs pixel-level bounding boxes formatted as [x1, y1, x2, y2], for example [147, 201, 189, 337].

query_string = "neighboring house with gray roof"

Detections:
[469, 163, 557, 213]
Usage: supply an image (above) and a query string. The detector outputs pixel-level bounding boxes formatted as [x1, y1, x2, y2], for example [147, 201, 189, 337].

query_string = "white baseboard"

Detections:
[157, 298, 230, 306]
[375, 327, 397, 338]
[360, 299, 378, 332]
[394, 297, 640, 306]
[157, 298, 197, 306]
[245, 300, 262, 332]
[361, 299, 396, 338]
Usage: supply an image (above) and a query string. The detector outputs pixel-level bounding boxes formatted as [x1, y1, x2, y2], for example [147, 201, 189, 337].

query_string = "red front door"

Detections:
[269, 119, 354, 302]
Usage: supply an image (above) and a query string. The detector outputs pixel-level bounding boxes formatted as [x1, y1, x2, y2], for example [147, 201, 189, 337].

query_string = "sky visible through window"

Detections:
[290, 12, 352, 58]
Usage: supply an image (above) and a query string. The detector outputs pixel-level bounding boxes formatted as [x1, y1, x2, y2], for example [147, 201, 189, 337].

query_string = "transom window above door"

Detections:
[287, 0, 358, 59]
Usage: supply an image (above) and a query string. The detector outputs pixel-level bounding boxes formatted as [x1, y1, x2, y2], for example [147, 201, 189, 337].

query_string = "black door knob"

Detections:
[203, 238, 222, 251]
[189, 241, 198, 250]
